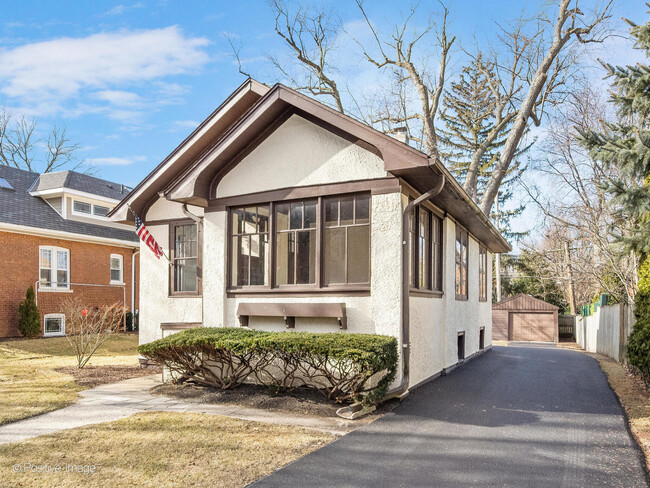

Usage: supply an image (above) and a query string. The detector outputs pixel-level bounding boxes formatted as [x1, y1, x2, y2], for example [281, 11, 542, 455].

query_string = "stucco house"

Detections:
[109, 79, 510, 393]
[0, 166, 139, 338]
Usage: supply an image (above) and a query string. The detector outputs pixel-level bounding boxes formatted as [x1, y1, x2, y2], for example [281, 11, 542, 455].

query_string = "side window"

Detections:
[479, 246, 487, 301]
[110, 254, 123, 284]
[170, 222, 201, 295]
[410, 204, 443, 293]
[455, 227, 468, 300]
[39, 247, 70, 290]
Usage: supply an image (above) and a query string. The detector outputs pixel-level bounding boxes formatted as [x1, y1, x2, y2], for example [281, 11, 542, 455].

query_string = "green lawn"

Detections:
[0, 334, 140, 425]
[0, 412, 333, 488]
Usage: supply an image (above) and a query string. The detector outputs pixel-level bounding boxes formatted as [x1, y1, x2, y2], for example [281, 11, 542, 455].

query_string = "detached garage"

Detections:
[492, 294, 559, 343]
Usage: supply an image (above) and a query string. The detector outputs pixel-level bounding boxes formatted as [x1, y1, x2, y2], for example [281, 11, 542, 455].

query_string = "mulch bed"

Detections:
[152, 381, 398, 419]
[56, 365, 162, 388]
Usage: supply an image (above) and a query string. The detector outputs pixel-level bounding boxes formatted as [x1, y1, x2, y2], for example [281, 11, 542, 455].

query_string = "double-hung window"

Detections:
[455, 227, 469, 300]
[39, 246, 70, 290]
[409, 204, 442, 293]
[110, 254, 123, 284]
[170, 221, 201, 295]
[479, 246, 488, 301]
[228, 192, 371, 291]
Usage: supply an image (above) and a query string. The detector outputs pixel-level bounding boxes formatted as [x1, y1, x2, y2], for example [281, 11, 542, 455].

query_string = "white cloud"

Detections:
[173, 119, 200, 129]
[86, 155, 146, 166]
[0, 26, 210, 119]
[102, 3, 144, 16]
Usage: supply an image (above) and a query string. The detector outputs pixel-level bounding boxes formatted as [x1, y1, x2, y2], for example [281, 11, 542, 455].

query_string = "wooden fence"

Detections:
[558, 314, 576, 341]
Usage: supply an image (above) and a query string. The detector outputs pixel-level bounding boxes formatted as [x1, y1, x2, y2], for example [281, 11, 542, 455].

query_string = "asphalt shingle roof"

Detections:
[0, 166, 138, 243]
[30, 170, 131, 200]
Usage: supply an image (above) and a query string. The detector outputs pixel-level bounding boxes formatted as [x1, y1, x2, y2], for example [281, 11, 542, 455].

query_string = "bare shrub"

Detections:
[61, 298, 126, 369]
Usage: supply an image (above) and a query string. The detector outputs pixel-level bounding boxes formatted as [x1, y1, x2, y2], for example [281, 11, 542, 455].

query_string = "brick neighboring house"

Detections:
[0, 165, 140, 338]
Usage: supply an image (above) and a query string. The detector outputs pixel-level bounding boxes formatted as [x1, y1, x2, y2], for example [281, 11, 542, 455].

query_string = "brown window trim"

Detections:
[409, 201, 443, 295]
[169, 219, 203, 297]
[209, 177, 399, 211]
[409, 289, 444, 298]
[455, 225, 469, 301]
[227, 192, 371, 295]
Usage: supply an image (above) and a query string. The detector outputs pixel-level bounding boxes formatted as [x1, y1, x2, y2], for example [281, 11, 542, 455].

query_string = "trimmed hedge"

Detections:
[139, 327, 397, 404]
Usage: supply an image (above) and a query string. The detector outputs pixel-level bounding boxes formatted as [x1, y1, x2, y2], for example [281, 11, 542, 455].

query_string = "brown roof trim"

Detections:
[107, 78, 269, 222]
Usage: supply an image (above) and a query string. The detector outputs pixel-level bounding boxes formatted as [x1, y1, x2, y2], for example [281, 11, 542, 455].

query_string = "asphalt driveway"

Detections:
[252, 345, 649, 488]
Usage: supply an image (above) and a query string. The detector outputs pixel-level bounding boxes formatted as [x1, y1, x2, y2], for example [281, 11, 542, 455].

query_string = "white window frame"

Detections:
[43, 313, 65, 337]
[71, 199, 112, 220]
[110, 254, 124, 284]
[39, 246, 70, 291]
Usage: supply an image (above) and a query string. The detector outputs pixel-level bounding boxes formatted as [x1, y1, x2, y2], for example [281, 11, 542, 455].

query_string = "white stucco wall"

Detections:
[137, 114, 496, 390]
[216, 114, 388, 198]
[139, 198, 204, 346]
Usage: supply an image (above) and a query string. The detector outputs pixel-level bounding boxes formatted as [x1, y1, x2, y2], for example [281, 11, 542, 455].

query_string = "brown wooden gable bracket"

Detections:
[236, 302, 347, 330]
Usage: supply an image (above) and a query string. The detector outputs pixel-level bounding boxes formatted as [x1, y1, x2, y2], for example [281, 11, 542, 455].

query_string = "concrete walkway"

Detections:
[0, 375, 357, 446]
[252, 345, 649, 488]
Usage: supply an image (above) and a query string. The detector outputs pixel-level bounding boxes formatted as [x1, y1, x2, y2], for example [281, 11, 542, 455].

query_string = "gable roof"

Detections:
[493, 294, 559, 311]
[109, 79, 510, 253]
[30, 171, 130, 200]
[0, 165, 138, 244]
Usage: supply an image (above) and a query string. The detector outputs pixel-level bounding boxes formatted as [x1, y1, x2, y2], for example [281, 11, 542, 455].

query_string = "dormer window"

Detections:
[72, 199, 112, 218]
[73, 200, 92, 214]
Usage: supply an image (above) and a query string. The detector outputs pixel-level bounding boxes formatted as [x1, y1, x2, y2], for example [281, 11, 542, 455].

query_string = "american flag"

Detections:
[130, 207, 165, 260]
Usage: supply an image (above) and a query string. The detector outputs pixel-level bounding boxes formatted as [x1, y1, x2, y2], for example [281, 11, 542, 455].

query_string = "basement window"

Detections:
[44, 314, 65, 337]
[457, 332, 465, 361]
[480, 327, 485, 350]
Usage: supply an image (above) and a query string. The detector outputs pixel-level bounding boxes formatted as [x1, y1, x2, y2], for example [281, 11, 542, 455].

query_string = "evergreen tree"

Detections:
[440, 57, 528, 241]
[578, 15, 650, 254]
[18, 286, 40, 338]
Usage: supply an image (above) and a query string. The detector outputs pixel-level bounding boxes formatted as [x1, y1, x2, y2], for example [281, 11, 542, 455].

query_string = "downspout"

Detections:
[131, 249, 140, 314]
[385, 171, 445, 400]
[182, 204, 204, 325]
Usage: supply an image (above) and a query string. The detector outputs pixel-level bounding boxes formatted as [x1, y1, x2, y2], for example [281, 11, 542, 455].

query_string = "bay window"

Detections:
[228, 192, 371, 291]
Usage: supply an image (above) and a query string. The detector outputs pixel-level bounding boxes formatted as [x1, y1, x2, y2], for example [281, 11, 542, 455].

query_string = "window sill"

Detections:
[169, 293, 202, 298]
[409, 289, 443, 298]
[110, 281, 125, 286]
[455, 296, 468, 301]
[227, 286, 370, 298]
[39, 288, 73, 293]
[479, 298, 488, 303]
[44, 332, 65, 337]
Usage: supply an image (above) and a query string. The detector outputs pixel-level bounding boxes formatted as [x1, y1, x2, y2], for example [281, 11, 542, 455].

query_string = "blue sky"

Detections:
[0, 0, 647, 242]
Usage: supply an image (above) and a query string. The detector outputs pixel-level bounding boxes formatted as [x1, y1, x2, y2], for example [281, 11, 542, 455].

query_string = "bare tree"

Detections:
[354, 1, 455, 158]
[62, 298, 126, 369]
[0, 109, 82, 173]
[479, 0, 612, 215]
[268, 0, 345, 113]
[523, 83, 637, 304]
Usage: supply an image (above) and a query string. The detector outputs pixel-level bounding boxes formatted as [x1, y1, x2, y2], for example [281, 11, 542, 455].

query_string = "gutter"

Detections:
[385, 172, 446, 400]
